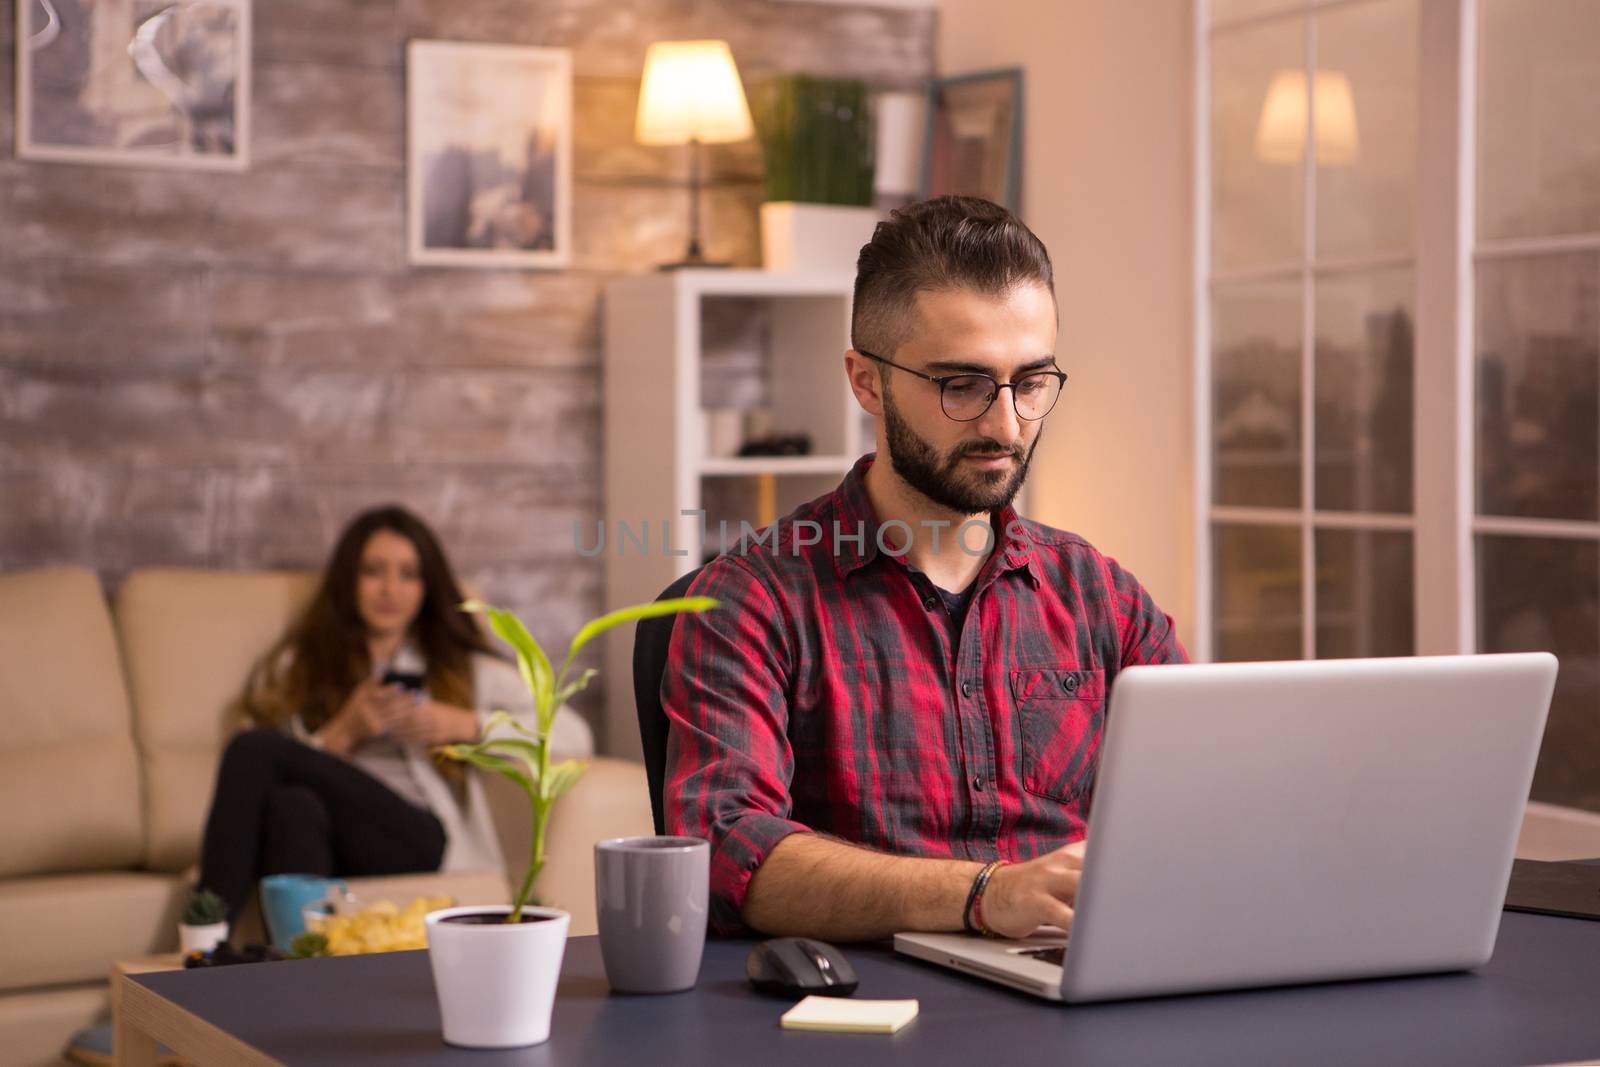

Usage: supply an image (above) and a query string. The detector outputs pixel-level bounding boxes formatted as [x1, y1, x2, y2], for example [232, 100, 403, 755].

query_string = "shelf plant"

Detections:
[752, 74, 875, 206]
[750, 74, 880, 271]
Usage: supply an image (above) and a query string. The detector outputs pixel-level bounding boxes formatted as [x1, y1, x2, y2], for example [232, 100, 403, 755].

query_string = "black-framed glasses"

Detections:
[858, 350, 1068, 422]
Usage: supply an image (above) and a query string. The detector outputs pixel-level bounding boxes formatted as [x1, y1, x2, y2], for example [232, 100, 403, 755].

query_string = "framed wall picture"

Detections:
[921, 67, 1023, 211]
[15, 0, 251, 170]
[407, 40, 573, 270]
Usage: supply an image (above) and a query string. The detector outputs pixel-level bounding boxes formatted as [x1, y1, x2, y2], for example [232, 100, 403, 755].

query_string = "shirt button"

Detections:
[923, 596, 938, 611]
[961, 680, 973, 698]
[972, 775, 985, 791]
[1062, 674, 1079, 693]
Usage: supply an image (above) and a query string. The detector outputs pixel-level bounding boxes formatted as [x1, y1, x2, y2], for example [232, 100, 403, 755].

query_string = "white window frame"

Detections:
[1199, 0, 1600, 664]
[1194, 0, 1474, 662]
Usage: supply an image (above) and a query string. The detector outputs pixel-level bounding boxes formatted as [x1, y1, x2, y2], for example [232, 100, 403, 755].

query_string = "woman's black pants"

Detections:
[198, 729, 446, 921]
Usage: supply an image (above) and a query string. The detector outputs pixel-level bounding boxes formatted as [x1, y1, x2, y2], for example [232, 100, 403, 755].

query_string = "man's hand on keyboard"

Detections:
[982, 838, 1087, 939]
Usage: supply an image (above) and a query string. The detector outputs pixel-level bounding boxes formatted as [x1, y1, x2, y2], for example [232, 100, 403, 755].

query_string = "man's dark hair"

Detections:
[851, 195, 1055, 358]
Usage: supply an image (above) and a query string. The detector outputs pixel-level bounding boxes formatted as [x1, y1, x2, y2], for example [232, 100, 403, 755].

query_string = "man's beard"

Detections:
[881, 390, 1039, 516]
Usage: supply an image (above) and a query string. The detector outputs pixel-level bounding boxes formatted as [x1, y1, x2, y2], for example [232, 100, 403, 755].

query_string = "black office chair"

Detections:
[632, 565, 706, 836]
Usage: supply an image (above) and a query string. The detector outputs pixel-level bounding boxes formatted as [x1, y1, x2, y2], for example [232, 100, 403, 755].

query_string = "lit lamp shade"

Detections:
[1255, 69, 1360, 166]
[635, 39, 754, 146]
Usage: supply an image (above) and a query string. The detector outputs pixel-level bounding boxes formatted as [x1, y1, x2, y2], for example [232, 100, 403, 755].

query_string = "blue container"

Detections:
[260, 874, 347, 950]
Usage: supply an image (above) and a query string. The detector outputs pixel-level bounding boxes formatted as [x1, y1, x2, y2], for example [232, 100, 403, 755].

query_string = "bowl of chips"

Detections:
[296, 894, 454, 956]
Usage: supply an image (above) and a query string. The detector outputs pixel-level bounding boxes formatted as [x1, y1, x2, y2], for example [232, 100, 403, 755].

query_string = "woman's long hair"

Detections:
[242, 505, 497, 732]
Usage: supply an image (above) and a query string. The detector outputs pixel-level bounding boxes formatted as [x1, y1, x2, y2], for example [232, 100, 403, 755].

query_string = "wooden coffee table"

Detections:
[114, 950, 274, 1067]
[110, 955, 186, 1067]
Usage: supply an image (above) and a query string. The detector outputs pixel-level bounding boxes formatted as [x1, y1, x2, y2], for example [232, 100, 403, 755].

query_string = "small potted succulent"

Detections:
[423, 594, 715, 1049]
[178, 888, 229, 955]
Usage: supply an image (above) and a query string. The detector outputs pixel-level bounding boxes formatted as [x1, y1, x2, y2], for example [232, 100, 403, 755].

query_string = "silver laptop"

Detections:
[894, 653, 1558, 1002]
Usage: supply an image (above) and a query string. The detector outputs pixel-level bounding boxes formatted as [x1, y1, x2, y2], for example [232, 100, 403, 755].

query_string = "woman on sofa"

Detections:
[197, 504, 592, 921]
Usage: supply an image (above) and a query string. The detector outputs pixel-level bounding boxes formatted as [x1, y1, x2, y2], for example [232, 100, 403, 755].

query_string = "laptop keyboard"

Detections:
[1015, 945, 1066, 966]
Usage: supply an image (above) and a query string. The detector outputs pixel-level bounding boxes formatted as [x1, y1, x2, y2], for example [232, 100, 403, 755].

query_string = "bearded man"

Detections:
[663, 195, 1188, 941]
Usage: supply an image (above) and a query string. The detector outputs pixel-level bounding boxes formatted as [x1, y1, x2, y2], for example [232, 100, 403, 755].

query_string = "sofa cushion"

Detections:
[115, 569, 319, 872]
[0, 567, 143, 879]
[0, 872, 184, 992]
[0, 984, 109, 1067]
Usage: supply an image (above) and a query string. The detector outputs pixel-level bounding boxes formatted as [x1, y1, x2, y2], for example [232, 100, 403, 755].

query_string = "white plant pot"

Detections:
[178, 921, 228, 955]
[425, 904, 570, 1049]
[760, 201, 882, 273]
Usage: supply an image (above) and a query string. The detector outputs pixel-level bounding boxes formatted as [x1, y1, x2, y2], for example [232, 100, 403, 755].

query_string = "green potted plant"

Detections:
[423, 594, 715, 1049]
[178, 888, 229, 955]
[752, 74, 881, 271]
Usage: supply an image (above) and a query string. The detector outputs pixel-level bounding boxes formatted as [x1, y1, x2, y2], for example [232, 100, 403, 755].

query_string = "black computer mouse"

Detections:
[745, 937, 860, 998]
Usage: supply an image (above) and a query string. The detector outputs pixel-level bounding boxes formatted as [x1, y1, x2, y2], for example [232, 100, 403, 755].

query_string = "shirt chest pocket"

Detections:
[1009, 667, 1106, 803]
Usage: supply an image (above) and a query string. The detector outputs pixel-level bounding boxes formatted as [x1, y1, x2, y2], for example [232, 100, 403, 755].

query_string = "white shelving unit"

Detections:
[601, 269, 858, 757]
[698, 455, 858, 477]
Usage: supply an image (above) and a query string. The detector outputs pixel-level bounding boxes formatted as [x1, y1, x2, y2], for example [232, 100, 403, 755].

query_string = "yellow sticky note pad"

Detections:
[780, 996, 919, 1034]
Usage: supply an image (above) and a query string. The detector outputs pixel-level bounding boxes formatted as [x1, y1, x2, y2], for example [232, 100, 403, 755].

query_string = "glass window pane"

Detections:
[1214, 523, 1303, 661]
[1315, 529, 1413, 658]
[1314, 269, 1414, 513]
[1212, 20, 1306, 270]
[1315, 0, 1418, 259]
[1214, 281, 1303, 508]
[1479, 0, 1600, 241]
[1476, 253, 1600, 521]
[1478, 534, 1600, 811]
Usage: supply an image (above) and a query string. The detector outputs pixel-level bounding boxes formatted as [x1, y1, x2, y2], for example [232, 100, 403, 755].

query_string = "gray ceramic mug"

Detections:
[594, 836, 710, 993]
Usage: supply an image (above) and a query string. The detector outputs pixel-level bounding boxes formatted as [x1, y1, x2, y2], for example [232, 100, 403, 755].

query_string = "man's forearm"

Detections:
[741, 832, 984, 941]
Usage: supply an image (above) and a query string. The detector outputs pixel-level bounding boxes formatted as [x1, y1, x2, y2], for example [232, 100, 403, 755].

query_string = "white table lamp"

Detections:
[635, 39, 755, 269]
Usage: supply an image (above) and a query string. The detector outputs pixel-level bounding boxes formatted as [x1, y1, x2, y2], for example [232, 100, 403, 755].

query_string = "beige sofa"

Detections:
[0, 566, 652, 1067]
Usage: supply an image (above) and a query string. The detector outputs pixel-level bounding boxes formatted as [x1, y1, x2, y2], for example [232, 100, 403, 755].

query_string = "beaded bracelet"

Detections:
[972, 886, 993, 937]
[963, 859, 1005, 936]
[973, 861, 1005, 937]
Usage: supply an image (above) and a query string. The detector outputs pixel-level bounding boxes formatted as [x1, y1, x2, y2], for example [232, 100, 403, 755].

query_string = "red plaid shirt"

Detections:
[663, 455, 1188, 933]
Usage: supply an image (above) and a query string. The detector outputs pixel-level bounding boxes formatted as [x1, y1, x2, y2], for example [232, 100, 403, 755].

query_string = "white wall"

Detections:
[938, 0, 1198, 650]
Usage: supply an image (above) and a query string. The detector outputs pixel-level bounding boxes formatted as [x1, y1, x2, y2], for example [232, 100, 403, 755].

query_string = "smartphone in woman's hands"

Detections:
[380, 668, 426, 694]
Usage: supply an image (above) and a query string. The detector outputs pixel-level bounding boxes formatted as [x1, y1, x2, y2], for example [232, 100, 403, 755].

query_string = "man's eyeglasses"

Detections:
[858, 350, 1068, 423]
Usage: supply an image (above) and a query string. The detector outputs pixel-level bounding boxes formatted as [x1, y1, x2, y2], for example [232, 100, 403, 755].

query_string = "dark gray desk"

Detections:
[131, 913, 1600, 1066]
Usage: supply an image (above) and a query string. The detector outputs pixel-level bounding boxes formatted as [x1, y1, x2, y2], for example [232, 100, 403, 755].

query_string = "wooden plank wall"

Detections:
[0, 0, 934, 740]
